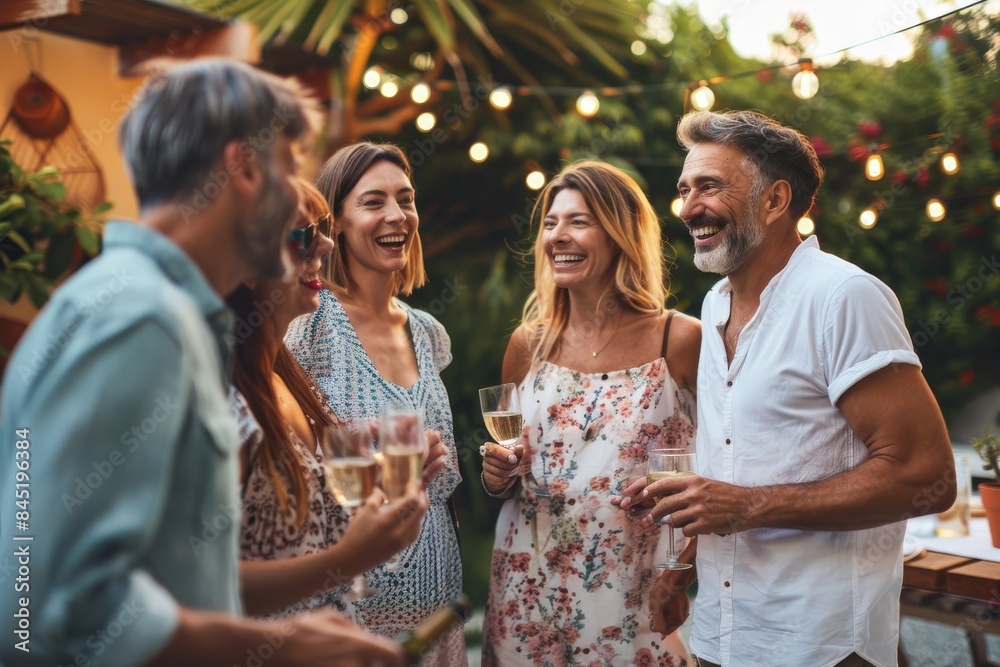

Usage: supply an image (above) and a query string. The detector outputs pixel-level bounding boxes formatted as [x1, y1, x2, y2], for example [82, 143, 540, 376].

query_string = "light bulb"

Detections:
[489, 88, 512, 110]
[926, 199, 946, 222]
[410, 83, 430, 104]
[791, 70, 819, 100]
[797, 216, 815, 236]
[865, 154, 884, 181]
[670, 197, 683, 217]
[469, 142, 489, 163]
[993, 191, 1000, 210]
[415, 112, 436, 132]
[631, 40, 647, 56]
[380, 81, 398, 98]
[526, 171, 546, 190]
[859, 209, 878, 229]
[690, 86, 715, 111]
[941, 152, 960, 175]
[363, 68, 382, 89]
[390, 8, 408, 24]
[576, 91, 600, 117]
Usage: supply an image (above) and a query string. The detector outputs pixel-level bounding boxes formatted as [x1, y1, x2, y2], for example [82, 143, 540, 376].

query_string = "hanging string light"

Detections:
[415, 112, 436, 132]
[489, 88, 513, 110]
[390, 7, 408, 24]
[380, 81, 399, 98]
[631, 40, 647, 57]
[865, 152, 884, 181]
[410, 82, 430, 104]
[576, 91, 600, 117]
[791, 59, 819, 100]
[796, 216, 815, 236]
[993, 191, 1000, 210]
[940, 152, 960, 174]
[689, 83, 715, 111]
[362, 67, 382, 89]
[859, 208, 878, 229]
[926, 199, 946, 221]
[526, 171, 546, 190]
[670, 197, 683, 217]
[469, 142, 489, 162]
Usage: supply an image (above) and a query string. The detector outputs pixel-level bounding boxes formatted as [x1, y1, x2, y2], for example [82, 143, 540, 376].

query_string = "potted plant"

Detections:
[971, 431, 1000, 548]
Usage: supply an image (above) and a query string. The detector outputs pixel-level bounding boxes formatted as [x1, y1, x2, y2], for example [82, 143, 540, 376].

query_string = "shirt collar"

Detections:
[103, 222, 232, 334]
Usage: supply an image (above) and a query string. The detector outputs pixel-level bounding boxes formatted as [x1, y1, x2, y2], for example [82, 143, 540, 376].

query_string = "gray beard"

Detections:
[693, 216, 765, 276]
[237, 165, 297, 282]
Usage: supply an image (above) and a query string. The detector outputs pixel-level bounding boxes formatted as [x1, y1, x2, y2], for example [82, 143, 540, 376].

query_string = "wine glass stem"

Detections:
[668, 520, 677, 561]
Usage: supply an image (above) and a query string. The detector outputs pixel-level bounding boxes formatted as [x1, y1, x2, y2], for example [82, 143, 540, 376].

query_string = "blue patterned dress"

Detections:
[285, 289, 466, 665]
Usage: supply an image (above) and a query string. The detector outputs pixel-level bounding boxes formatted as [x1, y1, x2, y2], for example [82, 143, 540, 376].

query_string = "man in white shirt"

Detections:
[635, 110, 956, 667]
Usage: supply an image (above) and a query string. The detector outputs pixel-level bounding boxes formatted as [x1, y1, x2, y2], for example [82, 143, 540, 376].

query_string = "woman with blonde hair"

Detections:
[285, 144, 465, 665]
[481, 160, 700, 665]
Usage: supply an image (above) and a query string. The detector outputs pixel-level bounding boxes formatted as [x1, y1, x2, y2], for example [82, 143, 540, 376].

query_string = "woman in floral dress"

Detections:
[285, 143, 466, 665]
[482, 161, 701, 666]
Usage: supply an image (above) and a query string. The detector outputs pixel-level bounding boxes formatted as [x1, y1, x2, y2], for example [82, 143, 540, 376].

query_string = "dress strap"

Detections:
[661, 310, 676, 359]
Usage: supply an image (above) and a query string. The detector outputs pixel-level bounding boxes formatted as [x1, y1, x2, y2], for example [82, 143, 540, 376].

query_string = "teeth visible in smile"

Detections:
[377, 235, 406, 245]
[691, 226, 720, 238]
[554, 254, 585, 263]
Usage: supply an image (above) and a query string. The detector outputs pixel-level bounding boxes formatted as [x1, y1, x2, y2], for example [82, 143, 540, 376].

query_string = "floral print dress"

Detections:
[484, 358, 695, 667]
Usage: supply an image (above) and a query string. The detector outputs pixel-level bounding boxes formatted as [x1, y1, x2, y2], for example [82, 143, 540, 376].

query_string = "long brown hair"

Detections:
[522, 160, 668, 368]
[228, 181, 335, 528]
[316, 141, 426, 296]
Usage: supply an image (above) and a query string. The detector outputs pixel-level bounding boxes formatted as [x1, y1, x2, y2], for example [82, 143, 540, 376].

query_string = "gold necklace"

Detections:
[589, 315, 623, 357]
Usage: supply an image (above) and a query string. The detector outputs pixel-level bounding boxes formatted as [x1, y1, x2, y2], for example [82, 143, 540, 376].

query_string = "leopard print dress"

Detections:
[229, 388, 353, 616]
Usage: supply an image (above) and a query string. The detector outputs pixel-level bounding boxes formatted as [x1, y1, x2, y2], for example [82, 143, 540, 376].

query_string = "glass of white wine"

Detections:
[321, 421, 379, 509]
[378, 404, 427, 573]
[479, 383, 523, 448]
[647, 448, 697, 570]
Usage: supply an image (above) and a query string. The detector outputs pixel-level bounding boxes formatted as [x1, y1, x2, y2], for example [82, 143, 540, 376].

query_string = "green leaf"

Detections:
[0, 193, 26, 219]
[446, 0, 502, 57]
[0, 272, 21, 303]
[22, 273, 50, 309]
[30, 180, 67, 202]
[44, 230, 74, 280]
[413, 0, 456, 54]
[4, 230, 31, 254]
[306, 0, 353, 55]
[74, 226, 101, 256]
[93, 201, 113, 215]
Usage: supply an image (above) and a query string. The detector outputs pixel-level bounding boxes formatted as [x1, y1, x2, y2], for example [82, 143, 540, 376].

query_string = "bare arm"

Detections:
[145, 606, 403, 667]
[645, 363, 956, 533]
[481, 326, 535, 495]
[240, 485, 427, 616]
[664, 312, 701, 395]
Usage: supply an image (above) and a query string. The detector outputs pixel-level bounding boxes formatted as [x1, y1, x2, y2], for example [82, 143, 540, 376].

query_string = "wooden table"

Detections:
[902, 550, 1000, 666]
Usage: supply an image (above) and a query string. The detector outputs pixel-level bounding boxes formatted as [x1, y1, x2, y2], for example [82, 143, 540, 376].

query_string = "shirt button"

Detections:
[724, 581, 731, 588]
[726, 381, 733, 387]
[601, 373, 609, 380]
[725, 438, 731, 445]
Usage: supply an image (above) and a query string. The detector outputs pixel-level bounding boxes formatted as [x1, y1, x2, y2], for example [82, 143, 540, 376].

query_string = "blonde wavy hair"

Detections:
[316, 142, 426, 296]
[522, 160, 668, 368]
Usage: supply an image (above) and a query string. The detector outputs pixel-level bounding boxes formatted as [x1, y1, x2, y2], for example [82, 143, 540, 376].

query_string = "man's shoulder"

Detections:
[793, 245, 893, 299]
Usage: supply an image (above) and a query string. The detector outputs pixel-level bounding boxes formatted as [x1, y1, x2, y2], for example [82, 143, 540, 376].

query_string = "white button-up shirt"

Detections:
[689, 236, 921, 667]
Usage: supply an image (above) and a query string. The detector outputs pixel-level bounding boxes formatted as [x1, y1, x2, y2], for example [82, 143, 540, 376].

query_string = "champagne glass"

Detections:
[647, 448, 697, 570]
[479, 384, 522, 448]
[318, 421, 379, 605]
[378, 404, 427, 572]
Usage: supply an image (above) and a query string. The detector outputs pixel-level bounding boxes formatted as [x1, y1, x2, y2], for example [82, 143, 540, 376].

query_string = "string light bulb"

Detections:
[940, 152, 960, 175]
[690, 85, 715, 111]
[526, 171, 546, 190]
[469, 142, 489, 163]
[489, 88, 513, 110]
[797, 216, 815, 236]
[410, 82, 430, 104]
[791, 60, 819, 100]
[865, 153, 884, 181]
[379, 81, 398, 98]
[631, 40, 647, 56]
[670, 197, 683, 217]
[362, 67, 382, 89]
[390, 8, 408, 24]
[415, 112, 436, 132]
[993, 191, 1000, 210]
[576, 91, 600, 117]
[859, 209, 878, 229]
[926, 199, 946, 222]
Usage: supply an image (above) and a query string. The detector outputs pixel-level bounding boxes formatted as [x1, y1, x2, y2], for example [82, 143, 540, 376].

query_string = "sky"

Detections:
[684, 0, 997, 65]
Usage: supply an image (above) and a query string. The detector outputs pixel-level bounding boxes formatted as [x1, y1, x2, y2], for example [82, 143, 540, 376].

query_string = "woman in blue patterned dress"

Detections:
[481, 161, 700, 666]
[285, 143, 466, 665]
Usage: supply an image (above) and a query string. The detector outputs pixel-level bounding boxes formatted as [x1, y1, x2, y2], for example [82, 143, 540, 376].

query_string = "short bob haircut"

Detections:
[315, 142, 426, 297]
[118, 59, 320, 210]
[677, 110, 824, 219]
[521, 160, 668, 368]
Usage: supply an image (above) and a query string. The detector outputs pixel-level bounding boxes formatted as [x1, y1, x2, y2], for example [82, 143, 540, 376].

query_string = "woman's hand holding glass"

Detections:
[481, 430, 526, 496]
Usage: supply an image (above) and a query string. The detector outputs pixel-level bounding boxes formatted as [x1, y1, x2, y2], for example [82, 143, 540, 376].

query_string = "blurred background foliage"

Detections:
[176, 0, 1000, 606]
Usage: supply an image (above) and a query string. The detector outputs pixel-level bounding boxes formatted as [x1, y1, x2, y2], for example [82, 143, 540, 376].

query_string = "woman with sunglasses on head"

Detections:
[229, 179, 444, 619]
[285, 143, 466, 665]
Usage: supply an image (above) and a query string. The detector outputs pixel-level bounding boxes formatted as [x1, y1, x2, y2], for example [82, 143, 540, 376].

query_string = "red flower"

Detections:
[959, 370, 976, 385]
[509, 552, 531, 573]
[924, 277, 948, 298]
[636, 648, 656, 666]
[756, 69, 774, 83]
[857, 120, 882, 139]
[809, 136, 833, 158]
[915, 167, 930, 189]
[891, 170, 908, 186]
[993, 311, 1000, 327]
[937, 23, 957, 39]
[847, 145, 870, 162]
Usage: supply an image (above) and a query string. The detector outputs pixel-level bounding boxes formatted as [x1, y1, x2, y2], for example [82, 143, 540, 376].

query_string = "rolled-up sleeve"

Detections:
[1, 317, 189, 666]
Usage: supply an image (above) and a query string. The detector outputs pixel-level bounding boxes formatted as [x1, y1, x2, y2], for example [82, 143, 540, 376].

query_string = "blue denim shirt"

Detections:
[0, 222, 241, 667]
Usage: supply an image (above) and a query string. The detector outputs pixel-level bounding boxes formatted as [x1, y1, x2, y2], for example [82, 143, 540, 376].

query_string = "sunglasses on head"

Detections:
[288, 213, 333, 260]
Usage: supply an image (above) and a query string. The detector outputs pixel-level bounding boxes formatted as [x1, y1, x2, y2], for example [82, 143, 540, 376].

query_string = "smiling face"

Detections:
[541, 188, 617, 291]
[336, 160, 418, 278]
[258, 213, 335, 323]
[677, 142, 765, 276]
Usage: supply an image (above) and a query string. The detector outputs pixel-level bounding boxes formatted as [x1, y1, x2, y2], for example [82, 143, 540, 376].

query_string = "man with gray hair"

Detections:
[0, 59, 402, 666]
[626, 110, 955, 666]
